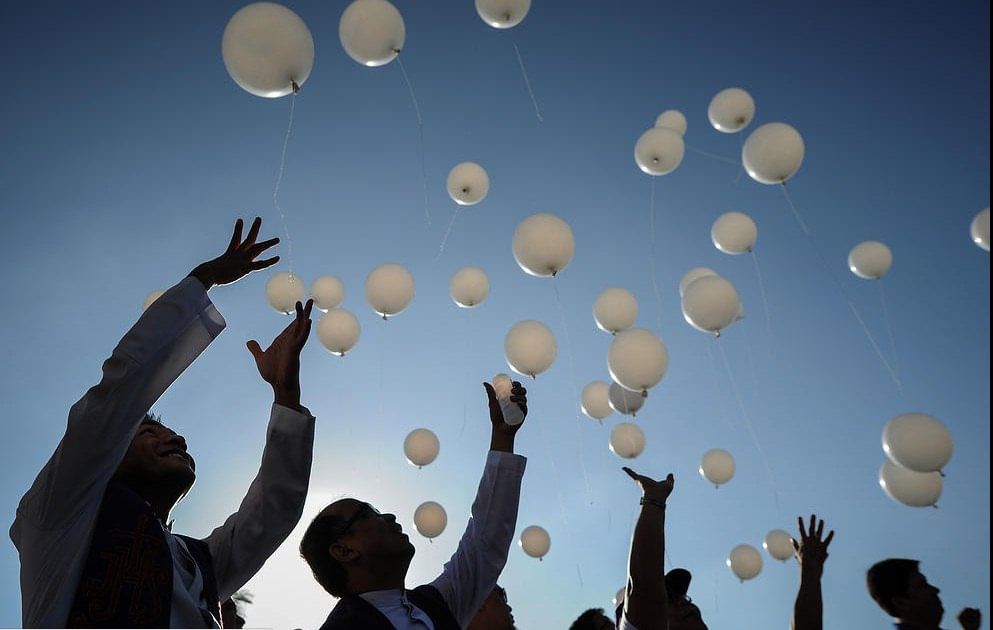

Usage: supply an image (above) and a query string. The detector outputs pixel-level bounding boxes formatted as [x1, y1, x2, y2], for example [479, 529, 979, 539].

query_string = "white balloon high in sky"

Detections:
[512, 213, 575, 277]
[365, 263, 415, 319]
[475, 0, 532, 29]
[492, 373, 525, 426]
[682, 275, 741, 335]
[848, 241, 893, 280]
[679, 267, 718, 297]
[265, 272, 306, 314]
[316, 308, 361, 356]
[742, 122, 805, 185]
[581, 381, 613, 421]
[607, 328, 669, 395]
[593, 288, 639, 334]
[504, 320, 556, 378]
[222, 2, 315, 97]
[970, 207, 989, 251]
[339, 0, 406, 67]
[608, 382, 644, 416]
[655, 109, 687, 136]
[882, 413, 954, 473]
[634, 126, 685, 175]
[708, 87, 756, 133]
[450, 267, 490, 308]
[712, 212, 758, 254]
[446, 162, 490, 206]
[763, 529, 795, 562]
[727, 544, 763, 581]
[403, 428, 440, 468]
[700, 448, 735, 487]
[311, 275, 344, 311]
[879, 459, 943, 508]
[609, 422, 646, 459]
[413, 501, 447, 539]
[519, 525, 551, 559]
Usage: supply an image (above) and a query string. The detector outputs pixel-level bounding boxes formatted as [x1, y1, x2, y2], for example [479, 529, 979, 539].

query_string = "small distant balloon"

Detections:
[316, 308, 361, 356]
[143, 290, 164, 312]
[519, 525, 551, 559]
[712, 212, 758, 255]
[634, 127, 685, 176]
[512, 213, 575, 277]
[742, 122, 805, 185]
[581, 381, 613, 421]
[266, 272, 306, 314]
[679, 267, 718, 297]
[682, 275, 741, 335]
[708, 87, 756, 133]
[413, 501, 447, 539]
[311, 275, 344, 311]
[608, 382, 644, 416]
[879, 459, 942, 508]
[504, 320, 557, 378]
[446, 162, 490, 206]
[475, 0, 531, 29]
[404, 428, 440, 467]
[222, 2, 315, 98]
[848, 241, 893, 280]
[655, 109, 687, 136]
[970, 207, 989, 251]
[339, 0, 405, 67]
[882, 413, 953, 473]
[609, 422, 646, 459]
[607, 328, 669, 395]
[593, 288, 639, 334]
[450, 267, 490, 308]
[763, 530, 795, 562]
[727, 544, 763, 581]
[365, 263, 414, 319]
[699, 448, 735, 487]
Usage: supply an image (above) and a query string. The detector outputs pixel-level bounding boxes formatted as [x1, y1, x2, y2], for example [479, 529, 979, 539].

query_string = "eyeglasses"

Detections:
[329, 503, 381, 543]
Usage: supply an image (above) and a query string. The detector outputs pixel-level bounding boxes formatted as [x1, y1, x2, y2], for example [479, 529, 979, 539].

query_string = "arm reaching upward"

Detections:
[621, 467, 673, 630]
[791, 514, 834, 630]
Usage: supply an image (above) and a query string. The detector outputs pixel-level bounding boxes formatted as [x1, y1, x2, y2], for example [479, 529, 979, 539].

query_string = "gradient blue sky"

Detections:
[1, 1, 989, 628]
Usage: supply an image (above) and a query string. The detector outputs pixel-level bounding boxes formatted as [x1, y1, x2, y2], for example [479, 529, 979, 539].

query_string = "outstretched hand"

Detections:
[483, 380, 527, 452]
[623, 467, 674, 505]
[191, 217, 280, 289]
[247, 299, 313, 411]
[793, 514, 834, 575]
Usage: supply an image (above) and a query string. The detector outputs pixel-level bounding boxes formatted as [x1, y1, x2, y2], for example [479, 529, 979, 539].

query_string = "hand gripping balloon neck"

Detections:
[492, 373, 525, 426]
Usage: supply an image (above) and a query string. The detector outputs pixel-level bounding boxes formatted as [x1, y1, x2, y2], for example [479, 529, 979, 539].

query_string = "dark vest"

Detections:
[320, 585, 461, 630]
[66, 480, 221, 628]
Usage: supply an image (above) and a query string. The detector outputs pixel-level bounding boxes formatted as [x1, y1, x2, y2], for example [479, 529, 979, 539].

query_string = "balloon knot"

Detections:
[715, 331, 722, 339]
[382, 314, 388, 321]
[291, 80, 300, 94]
[640, 390, 647, 398]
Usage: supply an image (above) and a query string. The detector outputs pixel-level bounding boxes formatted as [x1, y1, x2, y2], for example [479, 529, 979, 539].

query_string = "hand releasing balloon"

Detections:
[222, 2, 315, 97]
[848, 241, 893, 279]
[339, 0, 405, 67]
[490, 374, 526, 426]
[742, 122, 805, 185]
[316, 308, 360, 356]
[792, 515, 834, 575]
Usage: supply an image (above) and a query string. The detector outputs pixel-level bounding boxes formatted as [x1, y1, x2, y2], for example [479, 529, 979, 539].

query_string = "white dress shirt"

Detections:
[9, 276, 316, 628]
[358, 450, 527, 629]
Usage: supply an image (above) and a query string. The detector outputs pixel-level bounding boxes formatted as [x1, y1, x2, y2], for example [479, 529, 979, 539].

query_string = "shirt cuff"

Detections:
[486, 449, 527, 470]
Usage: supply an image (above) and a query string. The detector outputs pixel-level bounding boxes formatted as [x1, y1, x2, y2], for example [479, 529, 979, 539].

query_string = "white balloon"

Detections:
[519, 525, 551, 559]
[512, 213, 575, 277]
[608, 329, 669, 395]
[222, 2, 315, 98]
[708, 87, 756, 133]
[848, 241, 893, 280]
[593, 288, 639, 334]
[882, 413, 953, 473]
[338, 0, 405, 67]
[742, 122, 805, 185]
[266, 272, 306, 314]
[447, 162, 490, 206]
[971, 207, 990, 251]
[679, 267, 718, 297]
[475, 0, 531, 29]
[712, 212, 758, 254]
[654, 109, 687, 136]
[316, 308, 361, 356]
[450, 267, 490, 308]
[609, 422, 646, 459]
[492, 373, 525, 426]
[608, 382, 644, 416]
[763, 530, 795, 562]
[413, 501, 447, 539]
[879, 459, 942, 508]
[403, 428, 439, 467]
[634, 127, 685, 176]
[505, 320, 556, 377]
[613, 587, 626, 608]
[581, 381, 614, 421]
[365, 263, 414, 319]
[142, 290, 164, 312]
[682, 275, 741, 335]
[699, 448, 735, 486]
[311, 275, 345, 311]
[727, 544, 763, 581]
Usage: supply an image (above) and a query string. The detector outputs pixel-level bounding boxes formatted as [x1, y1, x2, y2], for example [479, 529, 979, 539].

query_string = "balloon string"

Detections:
[780, 184, 902, 389]
[704, 340, 738, 437]
[733, 133, 745, 184]
[649, 177, 664, 332]
[511, 37, 543, 122]
[273, 93, 296, 271]
[749, 250, 772, 343]
[552, 276, 594, 505]
[878, 281, 901, 384]
[716, 339, 781, 512]
[395, 55, 430, 225]
[685, 144, 739, 166]
[435, 206, 461, 259]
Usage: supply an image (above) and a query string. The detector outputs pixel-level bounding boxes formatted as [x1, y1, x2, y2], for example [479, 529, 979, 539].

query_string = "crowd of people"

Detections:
[8, 219, 984, 629]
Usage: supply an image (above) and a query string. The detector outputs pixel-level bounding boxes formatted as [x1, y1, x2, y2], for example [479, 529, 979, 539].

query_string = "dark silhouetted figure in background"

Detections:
[867, 558, 981, 629]
[467, 584, 516, 630]
[665, 568, 707, 630]
[570, 607, 616, 630]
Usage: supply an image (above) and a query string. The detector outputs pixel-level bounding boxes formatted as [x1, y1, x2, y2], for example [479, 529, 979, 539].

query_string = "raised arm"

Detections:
[430, 380, 528, 627]
[791, 514, 834, 630]
[621, 467, 673, 630]
[206, 299, 316, 599]
[11, 218, 278, 531]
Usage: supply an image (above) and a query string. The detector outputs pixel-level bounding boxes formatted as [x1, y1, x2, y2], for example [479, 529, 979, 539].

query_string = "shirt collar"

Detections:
[359, 589, 406, 607]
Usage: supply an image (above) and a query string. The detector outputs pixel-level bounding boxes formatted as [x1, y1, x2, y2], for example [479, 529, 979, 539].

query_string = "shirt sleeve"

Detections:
[10, 276, 225, 534]
[204, 403, 315, 601]
[429, 450, 526, 627]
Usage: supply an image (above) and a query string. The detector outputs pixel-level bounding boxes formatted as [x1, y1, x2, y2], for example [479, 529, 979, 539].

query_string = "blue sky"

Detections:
[0, 1, 989, 628]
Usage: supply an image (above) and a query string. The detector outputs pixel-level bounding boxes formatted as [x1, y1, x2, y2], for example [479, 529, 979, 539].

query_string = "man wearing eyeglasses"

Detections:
[300, 381, 528, 629]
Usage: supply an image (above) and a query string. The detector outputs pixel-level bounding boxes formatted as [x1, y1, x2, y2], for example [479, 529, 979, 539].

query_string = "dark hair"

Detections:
[141, 412, 162, 425]
[300, 508, 349, 597]
[570, 608, 608, 630]
[867, 558, 919, 616]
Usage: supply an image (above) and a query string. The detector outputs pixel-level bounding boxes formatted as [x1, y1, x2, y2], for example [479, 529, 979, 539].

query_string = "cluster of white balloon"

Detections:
[878, 413, 953, 508]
